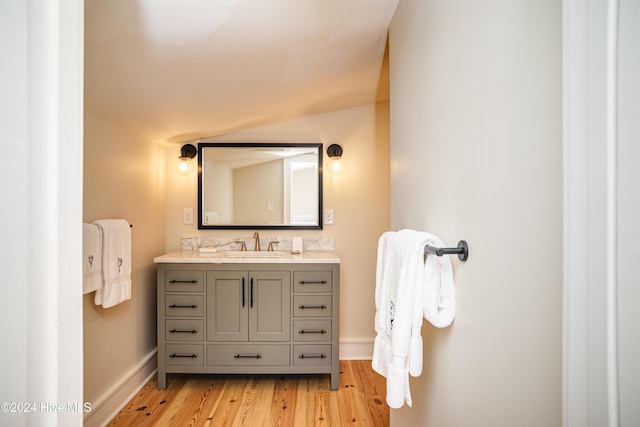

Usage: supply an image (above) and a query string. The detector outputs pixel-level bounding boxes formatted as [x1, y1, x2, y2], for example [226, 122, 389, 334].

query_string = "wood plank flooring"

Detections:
[107, 360, 388, 426]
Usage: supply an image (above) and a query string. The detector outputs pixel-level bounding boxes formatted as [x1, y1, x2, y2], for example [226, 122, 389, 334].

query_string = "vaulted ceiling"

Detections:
[84, 0, 397, 144]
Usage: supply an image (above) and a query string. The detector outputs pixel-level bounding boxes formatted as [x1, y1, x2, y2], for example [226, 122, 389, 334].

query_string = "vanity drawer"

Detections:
[293, 320, 332, 342]
[165, 319, 204, 341]
[165, 270, 204, 292]
[293, 295, 332, 317]
[165, 295, 204, 317]
[293, 271, 332, 293]
[206, 344, 289, 366]
[293, 345, 332, 366]
[165, 344, 203, 366]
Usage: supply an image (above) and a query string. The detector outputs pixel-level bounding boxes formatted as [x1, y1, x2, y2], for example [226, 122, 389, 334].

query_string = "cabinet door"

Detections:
[206, 271, 248, 341]
[248, 271, 290, 342]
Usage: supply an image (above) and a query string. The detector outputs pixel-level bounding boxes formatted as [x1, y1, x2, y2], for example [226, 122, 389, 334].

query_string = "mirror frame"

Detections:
[197, 142, 323, 230]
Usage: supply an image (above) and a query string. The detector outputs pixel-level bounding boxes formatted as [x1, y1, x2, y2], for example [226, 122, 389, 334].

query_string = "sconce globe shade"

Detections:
[177, 143, 197, 175]
[177, 158, 195, 175]
[326, 143, 344, 174]
[328, 158, 344, 174]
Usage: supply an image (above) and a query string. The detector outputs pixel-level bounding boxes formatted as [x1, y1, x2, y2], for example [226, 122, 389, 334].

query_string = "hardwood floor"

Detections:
[107, 360, 388, 426]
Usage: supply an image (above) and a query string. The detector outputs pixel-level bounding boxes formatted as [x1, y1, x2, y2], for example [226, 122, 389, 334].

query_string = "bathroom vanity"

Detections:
[154, 250, 340, 389]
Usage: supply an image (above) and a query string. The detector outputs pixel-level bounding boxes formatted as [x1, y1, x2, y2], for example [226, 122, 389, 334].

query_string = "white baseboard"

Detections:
[339, 338, 374, 360]
[83, 348, 157, 427]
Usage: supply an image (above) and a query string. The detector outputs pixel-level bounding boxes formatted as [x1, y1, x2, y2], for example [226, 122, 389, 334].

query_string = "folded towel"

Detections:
[423, 239, 456, 328]
[198, 247, 218, 253]
[372, 229, 456, 408]
[93, 219, 132, 308]
[82, 223, 103, 294]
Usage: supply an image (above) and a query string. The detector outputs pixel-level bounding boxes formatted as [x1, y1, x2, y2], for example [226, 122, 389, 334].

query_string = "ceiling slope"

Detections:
[85, 0, 397, 143]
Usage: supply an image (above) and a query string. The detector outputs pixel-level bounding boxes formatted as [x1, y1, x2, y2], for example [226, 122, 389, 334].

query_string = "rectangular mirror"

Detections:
[198, 142, 323, 229]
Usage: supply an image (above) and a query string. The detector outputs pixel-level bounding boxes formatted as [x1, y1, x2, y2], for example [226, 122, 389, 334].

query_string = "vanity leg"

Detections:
[331, 370, 339, 390]
[157, 370, 167, 390]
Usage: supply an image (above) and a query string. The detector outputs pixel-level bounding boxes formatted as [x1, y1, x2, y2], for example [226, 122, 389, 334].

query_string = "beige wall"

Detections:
[165, 102, 390, 349]
[83, 113, 167, 408]
[389, 0, 562, 426]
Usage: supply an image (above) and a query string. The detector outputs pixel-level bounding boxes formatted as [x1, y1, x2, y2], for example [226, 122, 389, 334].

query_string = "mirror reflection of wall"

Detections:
[203, 157, 233, 224]
[234, 159, 283, 224]
[286, 154, 318, 225]
[198, 143, 322, 229]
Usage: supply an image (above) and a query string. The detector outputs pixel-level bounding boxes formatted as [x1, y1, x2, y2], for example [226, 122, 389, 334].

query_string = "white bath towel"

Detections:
[82, 223, 103, 294]
[372, 232, 395, 378]
[372, 229, 456, 408]
[93, 219, 131, 308]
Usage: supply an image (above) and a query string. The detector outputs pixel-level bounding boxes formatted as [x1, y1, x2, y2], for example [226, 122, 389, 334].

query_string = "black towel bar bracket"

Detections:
[424, 240, 469, 261]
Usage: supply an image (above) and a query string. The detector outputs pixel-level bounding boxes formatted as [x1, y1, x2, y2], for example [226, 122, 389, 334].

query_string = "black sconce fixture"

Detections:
[177, 143, 197, 175]
[326, 143, 344, 174]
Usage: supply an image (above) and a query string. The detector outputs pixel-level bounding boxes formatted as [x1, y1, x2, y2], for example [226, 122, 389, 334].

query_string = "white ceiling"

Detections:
[84, 0, 397, 144]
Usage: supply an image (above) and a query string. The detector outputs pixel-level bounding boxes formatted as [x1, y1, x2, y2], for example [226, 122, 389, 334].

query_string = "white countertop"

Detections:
[154, 250, 340, 264]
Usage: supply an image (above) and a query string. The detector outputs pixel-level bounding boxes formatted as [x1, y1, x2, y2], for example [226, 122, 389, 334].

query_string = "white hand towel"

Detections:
[423, 237, 456, 328]
[82, 223, 103, 294]
[93, 219, 131, 308]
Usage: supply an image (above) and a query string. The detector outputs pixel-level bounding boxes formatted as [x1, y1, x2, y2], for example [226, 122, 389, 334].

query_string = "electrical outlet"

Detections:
[183, 208, 194, 225]
[324, 209, 334, 225]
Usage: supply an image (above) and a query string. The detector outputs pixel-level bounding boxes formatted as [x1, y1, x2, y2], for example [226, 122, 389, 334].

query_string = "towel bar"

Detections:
[424, 240, 468, 261]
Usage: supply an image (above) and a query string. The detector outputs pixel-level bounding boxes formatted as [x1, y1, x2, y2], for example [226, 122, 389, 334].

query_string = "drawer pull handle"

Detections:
[169, 304, 198, 309]
[169, 353, 197, 359]
[299, 329, 327, 334]
[298, 353, 326, 359]
[169, 280, 198, 284]
[298, 304, 327, 310]
[169, 329, 198, 334]
[298, 280, 327, 285]
[234, 353, 262, 359]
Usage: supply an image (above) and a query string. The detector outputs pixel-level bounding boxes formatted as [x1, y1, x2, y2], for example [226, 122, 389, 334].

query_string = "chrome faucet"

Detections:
[253, 231, 261, 251]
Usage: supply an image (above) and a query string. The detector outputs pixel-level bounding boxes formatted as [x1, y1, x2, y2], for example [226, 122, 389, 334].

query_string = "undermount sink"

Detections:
[224, 250, 286, 258]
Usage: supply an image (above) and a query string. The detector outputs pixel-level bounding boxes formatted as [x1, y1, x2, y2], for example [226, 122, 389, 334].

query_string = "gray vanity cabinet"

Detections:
[206, 270, 290, 342]
[156, 261, 339, 390]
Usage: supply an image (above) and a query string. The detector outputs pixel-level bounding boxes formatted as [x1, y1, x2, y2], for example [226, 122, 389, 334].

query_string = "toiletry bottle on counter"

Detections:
[292, 236, 303, 254]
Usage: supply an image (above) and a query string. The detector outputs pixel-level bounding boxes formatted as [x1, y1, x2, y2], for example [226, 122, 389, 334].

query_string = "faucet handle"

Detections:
[267, 241, 280, 251]
[234, 240, 247, 251]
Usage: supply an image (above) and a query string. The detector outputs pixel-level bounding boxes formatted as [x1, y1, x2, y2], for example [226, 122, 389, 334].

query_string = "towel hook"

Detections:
[424, 240, 468, 261]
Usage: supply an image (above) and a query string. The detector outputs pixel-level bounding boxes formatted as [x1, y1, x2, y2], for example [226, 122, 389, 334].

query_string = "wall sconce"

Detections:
[326, 143, 344, 175]
[177, 143, 197, 175]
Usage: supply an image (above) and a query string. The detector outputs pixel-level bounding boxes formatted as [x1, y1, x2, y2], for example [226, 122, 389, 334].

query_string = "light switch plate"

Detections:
[183, 208, 194, 225]
[324, 209, 334, 225]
